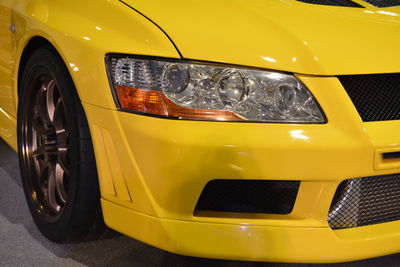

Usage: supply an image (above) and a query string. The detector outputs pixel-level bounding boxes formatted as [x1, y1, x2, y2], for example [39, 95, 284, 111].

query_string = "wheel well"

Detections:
[18, 37, 55, 96]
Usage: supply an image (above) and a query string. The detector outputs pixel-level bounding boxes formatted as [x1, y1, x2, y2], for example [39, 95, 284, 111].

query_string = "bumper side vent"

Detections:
[297, 0, 363, 7]
[339, 73, 400, 122]
[328, 173, 400, 229]
[195, 180, 300, 215]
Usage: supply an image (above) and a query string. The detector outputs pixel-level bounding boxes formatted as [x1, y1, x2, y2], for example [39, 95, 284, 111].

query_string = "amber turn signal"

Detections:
[116, 85, 244, 121]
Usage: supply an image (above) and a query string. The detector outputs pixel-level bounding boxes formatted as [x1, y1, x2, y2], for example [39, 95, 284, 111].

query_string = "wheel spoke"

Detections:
[47, 164, 61, 212]
[31, 113, 46, 135]
[57, 130, 69, 145]
[35, 85, 52, 128]
[52, 98, 65, 130]
[53, 97, 69, 149]
[32, 145, 45, 158]
[55, 164, 67, 204]
[57, 149, 70, 177]
[46, 80, 56, 122]
[36, 163, 48, 189]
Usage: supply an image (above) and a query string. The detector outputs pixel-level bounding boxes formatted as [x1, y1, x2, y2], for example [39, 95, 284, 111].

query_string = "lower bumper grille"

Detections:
[328, 173, 400, 229]
[195, 180, 300, 215]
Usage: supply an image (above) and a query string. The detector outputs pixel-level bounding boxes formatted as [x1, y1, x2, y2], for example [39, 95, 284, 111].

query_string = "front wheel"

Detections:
[18, 45, 106, 242]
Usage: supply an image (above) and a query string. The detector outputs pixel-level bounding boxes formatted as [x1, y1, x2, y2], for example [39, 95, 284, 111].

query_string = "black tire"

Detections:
[17, 45, 107, 242]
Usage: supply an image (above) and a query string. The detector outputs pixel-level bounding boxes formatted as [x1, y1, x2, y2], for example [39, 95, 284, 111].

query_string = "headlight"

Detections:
[106, 55, 326, 123]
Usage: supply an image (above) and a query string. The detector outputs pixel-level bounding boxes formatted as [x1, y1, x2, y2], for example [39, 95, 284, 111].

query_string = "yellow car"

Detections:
[1, 0, 400, 263]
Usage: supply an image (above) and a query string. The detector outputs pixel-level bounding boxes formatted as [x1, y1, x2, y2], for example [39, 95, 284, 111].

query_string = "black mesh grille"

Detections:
[339, 73, 400, 122]
[195, 180, 300, 214]
[362, 0, 400, 7]
[328, 173, 400, 229]
[297, 0, 363, 7]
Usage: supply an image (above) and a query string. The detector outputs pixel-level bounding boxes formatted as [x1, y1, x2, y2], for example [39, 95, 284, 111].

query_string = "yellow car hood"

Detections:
[122, 0, 400, 75]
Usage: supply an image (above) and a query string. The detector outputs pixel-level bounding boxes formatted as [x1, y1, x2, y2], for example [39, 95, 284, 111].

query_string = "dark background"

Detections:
[1, 138, 400, 267]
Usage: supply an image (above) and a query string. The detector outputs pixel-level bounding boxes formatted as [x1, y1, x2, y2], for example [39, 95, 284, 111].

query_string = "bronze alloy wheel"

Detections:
[20, 73, 70, 222]
[18, 45, 107, 242]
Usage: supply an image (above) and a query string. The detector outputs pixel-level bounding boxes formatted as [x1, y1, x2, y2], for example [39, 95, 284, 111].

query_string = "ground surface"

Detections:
[1, 138, 400, 267]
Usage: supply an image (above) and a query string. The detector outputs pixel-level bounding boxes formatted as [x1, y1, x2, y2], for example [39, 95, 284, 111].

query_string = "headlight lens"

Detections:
[107, 55, 326, 123]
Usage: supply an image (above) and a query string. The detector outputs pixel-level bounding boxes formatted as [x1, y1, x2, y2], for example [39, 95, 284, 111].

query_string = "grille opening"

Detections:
[339, 73, 400, 122]
[194, 180, 300, 215]
[362, 0, 400, 7]
[297, 0, 364, 7]
[328, 173, 400, 229]
[382, 152, 400, 160]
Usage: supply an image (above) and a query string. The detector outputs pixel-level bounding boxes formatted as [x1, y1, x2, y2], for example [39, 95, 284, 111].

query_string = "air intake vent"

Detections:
[339, 73, 400, 122]
[195, 180, 300, 215]
[328, 173, 400, 230]
[362, 0, 400, 7]
[297, 0, 363, 7]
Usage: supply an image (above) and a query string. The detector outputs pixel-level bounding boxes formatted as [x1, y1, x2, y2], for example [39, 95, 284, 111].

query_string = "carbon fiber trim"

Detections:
[297, 0, 364, 7]
[362, 0, 400, 7]
[339, 73, 400, 122]
[195, 180, 300, 214]
[328, 173, 400, 229]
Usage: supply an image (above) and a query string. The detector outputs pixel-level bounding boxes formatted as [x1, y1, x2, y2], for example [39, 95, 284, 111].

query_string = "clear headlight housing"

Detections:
[107, 55, 326, 123]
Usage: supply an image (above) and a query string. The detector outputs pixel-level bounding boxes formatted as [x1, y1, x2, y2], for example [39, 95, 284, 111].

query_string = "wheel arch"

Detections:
[17, 36, 66, 97]
[18, 36, 50, 95]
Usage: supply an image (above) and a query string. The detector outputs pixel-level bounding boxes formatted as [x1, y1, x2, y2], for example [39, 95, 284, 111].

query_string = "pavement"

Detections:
[1, 138, 400, 267]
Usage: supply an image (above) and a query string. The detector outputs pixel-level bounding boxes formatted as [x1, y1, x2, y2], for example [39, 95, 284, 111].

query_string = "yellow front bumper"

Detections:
[102, 199, 400, 263]
[84, 75, 400, 263]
